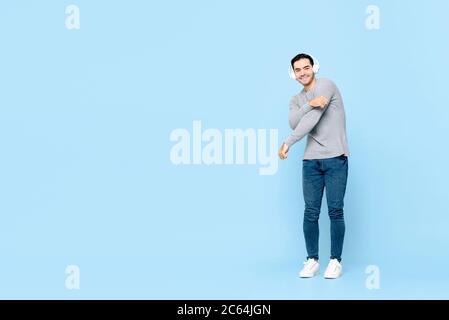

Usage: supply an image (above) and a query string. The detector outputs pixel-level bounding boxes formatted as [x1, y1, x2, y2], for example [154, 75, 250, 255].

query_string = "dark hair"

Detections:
[291, 53, 314, 69]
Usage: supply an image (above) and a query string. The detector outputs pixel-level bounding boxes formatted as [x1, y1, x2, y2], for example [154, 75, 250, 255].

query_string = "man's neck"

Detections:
[303, 78, 317, 92]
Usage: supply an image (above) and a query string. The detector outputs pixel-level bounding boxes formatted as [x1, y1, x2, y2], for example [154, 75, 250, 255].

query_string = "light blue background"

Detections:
[0, 0, 448, 299]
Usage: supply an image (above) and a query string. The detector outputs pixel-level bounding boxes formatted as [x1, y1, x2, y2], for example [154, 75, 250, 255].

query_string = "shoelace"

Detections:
[327, 260, 340, 272]
[303, 259, 316, 269]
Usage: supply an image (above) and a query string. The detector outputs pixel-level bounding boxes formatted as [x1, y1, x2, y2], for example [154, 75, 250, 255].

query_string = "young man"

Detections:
[278, 53, 350, 279]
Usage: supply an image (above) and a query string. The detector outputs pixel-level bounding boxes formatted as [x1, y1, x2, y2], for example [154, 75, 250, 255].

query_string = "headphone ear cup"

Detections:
[289, 66, 295, 79]
[311, 57, 320, 74]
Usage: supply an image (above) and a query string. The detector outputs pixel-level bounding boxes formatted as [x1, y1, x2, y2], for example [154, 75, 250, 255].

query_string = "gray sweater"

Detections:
[283, 78, 350, 160]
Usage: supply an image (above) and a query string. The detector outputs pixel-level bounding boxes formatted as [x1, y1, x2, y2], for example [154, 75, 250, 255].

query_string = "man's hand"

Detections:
[309, 96, 328, 109]
[278, 143, 289, 160]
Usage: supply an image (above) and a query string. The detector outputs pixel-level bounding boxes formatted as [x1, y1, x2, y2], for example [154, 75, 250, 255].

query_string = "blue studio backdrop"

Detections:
[1, 0, 448, 299]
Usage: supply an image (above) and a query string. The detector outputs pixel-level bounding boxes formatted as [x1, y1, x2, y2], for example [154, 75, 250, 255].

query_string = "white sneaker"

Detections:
[299, 258, 319, 278]
[324, 259, 342, 279]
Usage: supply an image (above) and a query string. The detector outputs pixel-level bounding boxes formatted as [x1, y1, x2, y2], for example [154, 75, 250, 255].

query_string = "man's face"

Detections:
[293, 58, 315, 86]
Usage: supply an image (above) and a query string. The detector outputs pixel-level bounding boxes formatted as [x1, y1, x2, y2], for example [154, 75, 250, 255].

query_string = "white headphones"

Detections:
[289, 54, 320, 80]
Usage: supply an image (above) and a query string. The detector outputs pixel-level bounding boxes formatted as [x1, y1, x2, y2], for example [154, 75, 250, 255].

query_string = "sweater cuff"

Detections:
[284, 137, 295, 148]
[301, 103, 313, 113]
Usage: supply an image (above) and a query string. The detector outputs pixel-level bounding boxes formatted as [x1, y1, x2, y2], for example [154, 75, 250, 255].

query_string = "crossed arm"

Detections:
[278, 81, 336, 160]
[288, 96, 326, 130]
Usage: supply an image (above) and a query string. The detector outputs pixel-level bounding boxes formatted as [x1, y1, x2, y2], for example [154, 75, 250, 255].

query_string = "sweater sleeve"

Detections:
[284, 79, 336, 148]
[288, 95, 314, 130]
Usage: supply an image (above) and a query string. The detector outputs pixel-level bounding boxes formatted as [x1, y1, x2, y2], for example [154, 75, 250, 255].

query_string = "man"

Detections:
[278, 53, 350, 279]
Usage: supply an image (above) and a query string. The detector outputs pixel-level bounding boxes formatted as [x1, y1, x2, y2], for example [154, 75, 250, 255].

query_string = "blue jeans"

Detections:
[302, 154, 348, 262]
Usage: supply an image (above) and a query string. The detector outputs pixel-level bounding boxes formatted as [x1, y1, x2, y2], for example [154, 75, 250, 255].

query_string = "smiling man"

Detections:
[278, 53, 350, 279]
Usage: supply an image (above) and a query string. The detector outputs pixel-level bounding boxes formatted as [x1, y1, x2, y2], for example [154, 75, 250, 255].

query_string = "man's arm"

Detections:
[283, 80, 336, 148]
[288, 96, 314, 130]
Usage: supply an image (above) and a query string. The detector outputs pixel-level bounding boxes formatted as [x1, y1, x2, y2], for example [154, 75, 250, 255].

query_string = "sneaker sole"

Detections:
[324, 273, 342, 279]
[299, 271, 319, 278]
